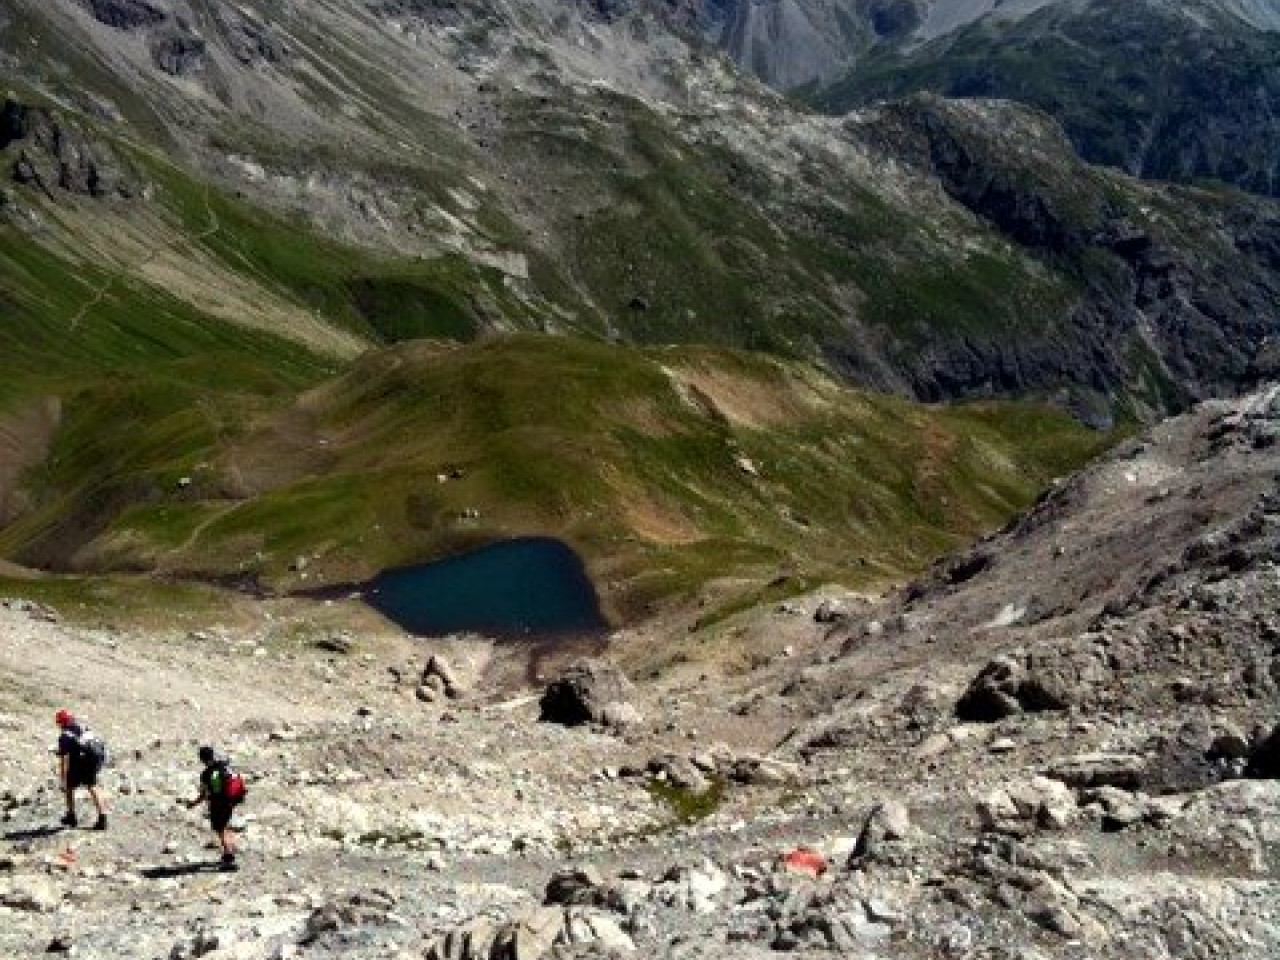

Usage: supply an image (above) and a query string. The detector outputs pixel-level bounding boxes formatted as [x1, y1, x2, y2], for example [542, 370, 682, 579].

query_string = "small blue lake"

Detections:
[363, 537, 608, 639]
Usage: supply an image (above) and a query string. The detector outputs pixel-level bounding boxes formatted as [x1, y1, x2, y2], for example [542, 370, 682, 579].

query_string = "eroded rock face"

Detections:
[150, 27, 207, 77]
[214, 6, 289, 66]
[956, 642, 1110, 721]
[78, 0, 289, 71]
[2, 96, 136, 198]
[1, 97, 36, 149]
[79, 0, 168, 32]
[849, 97, 1280, 416]
[539, 658, 640, 728]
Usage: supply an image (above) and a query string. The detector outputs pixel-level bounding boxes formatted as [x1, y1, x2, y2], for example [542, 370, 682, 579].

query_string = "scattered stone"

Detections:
[1029, 903, 1083, 937]
[725, 754, 798, 786]
[544, 866, 605, 907]
[647, 754, 710, 794]
[1046, 753, 1147, 790]
[509, 906, 563, 960]
[0, 877, 58, 913]
[813, 599, 848, 624]
[848, 799, 913, 865]
[313, 632, 355, 654]
[563, 908, 635, 952]
[655, 860, 727, 913]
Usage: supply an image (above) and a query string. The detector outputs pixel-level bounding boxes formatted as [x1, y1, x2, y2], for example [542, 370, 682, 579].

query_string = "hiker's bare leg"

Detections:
[87, 787, 105, 817]
[63, 785, 76, 819]
[220, 828, 236, 856]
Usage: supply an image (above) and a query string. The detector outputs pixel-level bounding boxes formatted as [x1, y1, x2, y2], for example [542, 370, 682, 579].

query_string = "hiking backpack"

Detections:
[225, 769, 247, 805]
[213, 763, 247, 806]
[76, 728, 109, 773]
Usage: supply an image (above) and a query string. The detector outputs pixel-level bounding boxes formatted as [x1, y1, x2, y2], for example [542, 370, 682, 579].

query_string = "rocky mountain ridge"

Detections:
[813, 0, 1280, 198]
[609, 0, 1280, 199]
[692, 0, 1280, 89]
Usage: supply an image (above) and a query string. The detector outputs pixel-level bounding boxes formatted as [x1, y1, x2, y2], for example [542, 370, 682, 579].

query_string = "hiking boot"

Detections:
[93, 815, 107, 831]
[219, 852, 238, 872]
[60, 813, 77, 829]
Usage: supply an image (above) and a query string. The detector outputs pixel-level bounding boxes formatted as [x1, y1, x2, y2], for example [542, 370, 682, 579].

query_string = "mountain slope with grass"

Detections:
[0, 0, 1278, 612]
[2, 0, 1279, 425]
[0, 335, 1109, 618]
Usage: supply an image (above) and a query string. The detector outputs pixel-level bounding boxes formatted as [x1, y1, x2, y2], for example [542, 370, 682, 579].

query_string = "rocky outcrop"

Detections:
[423, 904, 634, 960]
[2, 96, 136, 199]
[79, 0, 287, 71]
[817, 0, 1280, 200]
[955, 642, 1110, 721]
[539, 658, 640, 728]
[150, 26, 207, 77]
[214, 6, 289, 66]
[847, 96, 1280, 417]
[79, 0, 167, 32]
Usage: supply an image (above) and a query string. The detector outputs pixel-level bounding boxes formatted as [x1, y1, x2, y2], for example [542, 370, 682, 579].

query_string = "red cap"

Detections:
[55, 709, 74, 728]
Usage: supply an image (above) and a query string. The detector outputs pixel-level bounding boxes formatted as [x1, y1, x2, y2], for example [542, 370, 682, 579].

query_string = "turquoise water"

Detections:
[364, 538, 608, 638]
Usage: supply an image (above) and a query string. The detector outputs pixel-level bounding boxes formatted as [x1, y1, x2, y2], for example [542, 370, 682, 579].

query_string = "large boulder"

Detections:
[847, 798, 914, 866]
[647, 754, 711, 794]
[956, 641, 1111, 721]
[976, 777, 1078, 836]
[1045, 753, 1147, 791]
[424, 905, 630, 960]
[539, 659, 640, 728]
[419, 654, 463, 701]
[544, 866, 606, 907]
[813, 598, 849, 623]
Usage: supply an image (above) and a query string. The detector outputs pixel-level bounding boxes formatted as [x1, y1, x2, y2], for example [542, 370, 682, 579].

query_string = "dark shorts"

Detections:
[209, 801, 234, 833]
[68, 766, 98, 790]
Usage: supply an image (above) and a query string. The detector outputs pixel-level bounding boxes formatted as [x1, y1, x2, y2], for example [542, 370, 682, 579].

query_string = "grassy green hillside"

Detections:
[0, 333, 1111, 620]
[0, 66, 1120, 625]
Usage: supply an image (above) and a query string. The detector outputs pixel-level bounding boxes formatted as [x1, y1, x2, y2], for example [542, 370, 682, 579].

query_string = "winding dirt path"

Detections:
[68, 187, 222, 331]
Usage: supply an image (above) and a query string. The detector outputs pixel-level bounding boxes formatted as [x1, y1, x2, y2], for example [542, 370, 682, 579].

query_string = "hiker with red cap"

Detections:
[54, 710, 108, 831]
